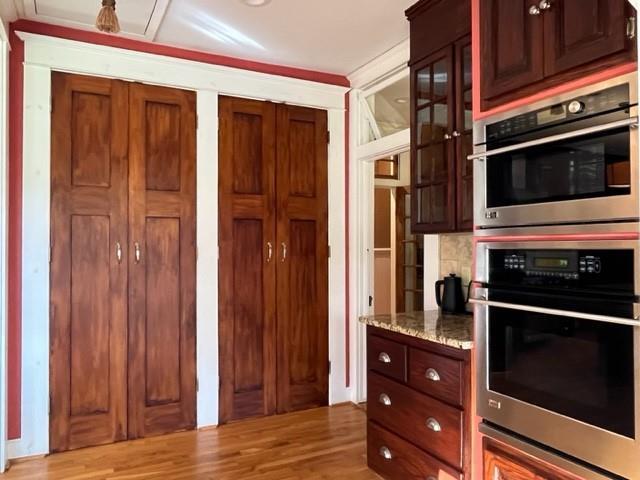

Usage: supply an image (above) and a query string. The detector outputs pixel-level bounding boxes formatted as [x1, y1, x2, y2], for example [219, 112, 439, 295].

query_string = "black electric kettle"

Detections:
[435, 273, 471, 314]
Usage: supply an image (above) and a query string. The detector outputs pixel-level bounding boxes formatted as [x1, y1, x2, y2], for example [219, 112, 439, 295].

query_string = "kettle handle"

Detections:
[464, 280, 473, 304]
[435, 280, 444, 307]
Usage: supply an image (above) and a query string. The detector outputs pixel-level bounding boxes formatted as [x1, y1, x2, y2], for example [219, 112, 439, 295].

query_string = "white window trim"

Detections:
[11, 31, 349, 459]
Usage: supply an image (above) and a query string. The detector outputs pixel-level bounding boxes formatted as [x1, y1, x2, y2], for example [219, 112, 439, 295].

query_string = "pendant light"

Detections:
[96, 0, 121, 34]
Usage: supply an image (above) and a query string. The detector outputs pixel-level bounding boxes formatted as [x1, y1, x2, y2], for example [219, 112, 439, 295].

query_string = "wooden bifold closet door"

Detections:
[50, 72, 196, 452]
[218, 96, 329, 423]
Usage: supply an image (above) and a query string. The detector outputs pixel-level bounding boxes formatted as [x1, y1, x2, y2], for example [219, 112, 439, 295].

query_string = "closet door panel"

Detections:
[128, 83, 197, 438]
[50, 73, 129, 452]
[218, 97, 277, 423]
[276, 105, 329, 413]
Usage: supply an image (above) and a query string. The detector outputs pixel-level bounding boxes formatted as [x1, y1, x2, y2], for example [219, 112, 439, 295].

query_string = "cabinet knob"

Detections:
[452, 131, 461, 138]
[529, 5, 541, 15]
[378, 352, 391, 364]
[425, 368, 441, 382]
[444, 133, 453, 140]
[379, 446, 393, 460]
[426, 417, 442, 432]
[378, 393, 392, 406]
[538, 0, 552, 10]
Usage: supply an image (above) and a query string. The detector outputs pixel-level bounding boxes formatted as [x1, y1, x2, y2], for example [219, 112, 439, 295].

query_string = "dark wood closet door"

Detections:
[275, 104, 329, 413]
[127, 83, 197, 438]
[50, 73, 129, 452]
[218, 96, 277, 423]
[544, 0, 631, 77]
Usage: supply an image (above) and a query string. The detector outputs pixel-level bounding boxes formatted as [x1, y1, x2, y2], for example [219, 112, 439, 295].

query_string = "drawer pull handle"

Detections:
[378, 352, 391, 364]
[426, 417, 442, 432]
[425, 368, 441, 382]
[379, 446, 392, 460]
[378, 393, 391, 406]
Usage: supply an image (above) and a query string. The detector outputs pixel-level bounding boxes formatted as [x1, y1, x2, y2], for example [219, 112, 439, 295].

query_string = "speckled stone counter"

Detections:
[359, 310, 473, 350]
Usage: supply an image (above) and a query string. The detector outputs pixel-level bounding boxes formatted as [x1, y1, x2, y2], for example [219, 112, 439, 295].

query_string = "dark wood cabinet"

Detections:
[484, 438, 581, 480]
[407, 0, 472, 234]
[366, 327, 471, 479]
[480, 0, 636, 110]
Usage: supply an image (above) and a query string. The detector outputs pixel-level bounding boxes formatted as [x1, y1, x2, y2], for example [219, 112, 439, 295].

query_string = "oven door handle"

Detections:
[469, 297, 640, 327]
[468, 117, 639, 161]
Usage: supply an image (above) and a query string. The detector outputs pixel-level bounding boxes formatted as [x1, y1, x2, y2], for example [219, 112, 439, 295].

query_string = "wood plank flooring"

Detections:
[4, 404, 379, 480]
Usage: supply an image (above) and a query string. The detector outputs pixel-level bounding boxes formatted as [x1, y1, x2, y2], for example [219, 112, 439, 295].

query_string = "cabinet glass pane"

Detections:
[417, 147, 433, 183]
[416, 67, 432, 107]
[433, 58, 449, 98]
[363, 74, 410, 142]
[431, 184, 447, 223]
[463, 45, 472, 88]
[433, 102, 449, 140]
[461, 134, 473, 176]
[417, 107, 432, 144]
[418, 187, 430, 223]
[464, 90, 473, 130]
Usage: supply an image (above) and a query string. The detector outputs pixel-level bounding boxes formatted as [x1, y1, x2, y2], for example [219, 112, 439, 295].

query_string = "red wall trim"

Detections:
[471, 0, 637, 120]
[8, 24, 24, 440]
[476, 232, 640, 243]
[7, 20, 350, 441]
[11, 20, 350, 88]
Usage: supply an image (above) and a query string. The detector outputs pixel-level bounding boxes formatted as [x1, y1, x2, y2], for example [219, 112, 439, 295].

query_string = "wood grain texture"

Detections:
[50, 72, 129, 452]
[275, 104, 329, 414]
[218, 96, 277, 423]
[4, 405, 378, 480]
[368, 372, 464, 470]
[367, 421, 462, 480]
[128, 82, 197, 439]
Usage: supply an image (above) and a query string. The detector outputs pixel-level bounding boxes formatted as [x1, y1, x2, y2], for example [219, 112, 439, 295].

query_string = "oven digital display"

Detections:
[534, 257, 570, 269]
[536, 105, 567, 125]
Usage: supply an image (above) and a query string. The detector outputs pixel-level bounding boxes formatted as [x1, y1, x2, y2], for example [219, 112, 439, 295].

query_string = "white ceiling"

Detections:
[9, 0, 415, 76]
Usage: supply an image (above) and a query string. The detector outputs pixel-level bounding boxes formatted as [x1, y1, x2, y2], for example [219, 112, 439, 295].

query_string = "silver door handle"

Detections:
[134, 242, 141, 264]
[468, 117, 639, 161]
[378, 393, 392, 406]
[538, 0, 552, 10]
[115, 242, 122, 264]
[470, 297, 640, 327]
[425, 368, 441, 382]
[444, 133, 453, 140]
[281, 242, 287, 262]
[378, 352, 391, 363]
[379, 446, 392, 460]
[426, 417, 442, 432]
[452, 131, 461, 138]
[529, 4, 541, 15]
[267, 242, 273, 263]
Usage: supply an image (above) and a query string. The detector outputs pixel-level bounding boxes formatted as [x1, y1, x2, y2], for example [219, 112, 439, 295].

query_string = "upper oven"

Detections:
[472, 234, 640, 479]
[472, 73, 639, 229]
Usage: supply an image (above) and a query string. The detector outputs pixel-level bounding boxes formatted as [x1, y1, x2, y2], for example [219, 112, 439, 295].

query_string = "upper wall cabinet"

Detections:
[407, 0, 472, 234]
[481, 0, 637, 110]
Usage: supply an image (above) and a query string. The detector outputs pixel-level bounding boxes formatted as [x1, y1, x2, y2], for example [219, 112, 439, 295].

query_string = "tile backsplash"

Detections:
[439, 233, 473, 287]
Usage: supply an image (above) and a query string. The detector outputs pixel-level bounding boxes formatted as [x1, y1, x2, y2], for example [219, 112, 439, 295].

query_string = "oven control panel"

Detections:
[501, 251, 603, 279]
[579, 256, 602, 274]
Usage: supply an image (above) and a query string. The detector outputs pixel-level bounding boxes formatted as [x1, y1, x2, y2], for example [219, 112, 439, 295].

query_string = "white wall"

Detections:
[12, 31, 349, 458]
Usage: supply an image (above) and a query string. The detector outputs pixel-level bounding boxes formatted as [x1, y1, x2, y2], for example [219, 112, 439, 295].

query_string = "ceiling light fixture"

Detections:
[395, 97, 409, 104]
[242, 0, 272, 6]
[96, 0, 121, 34]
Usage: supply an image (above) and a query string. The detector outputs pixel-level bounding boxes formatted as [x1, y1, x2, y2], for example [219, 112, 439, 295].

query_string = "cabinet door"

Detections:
[50, 73, 129, 452]
[275, 104, 329, 413]
[127, 83, 197, 438]
[455, 36, 474, 231]
[544, 0, 632, 76]
[218, 97, 277, 423]
[411, 47, 456, 234]
[480, 0, 544, 101]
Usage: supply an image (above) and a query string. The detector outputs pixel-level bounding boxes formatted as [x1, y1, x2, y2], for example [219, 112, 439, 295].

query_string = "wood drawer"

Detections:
[368, 334, 407, 382]
[368, 372, 464, 469]
[409, 347, 463, 407]
[368, 421, 463, 480]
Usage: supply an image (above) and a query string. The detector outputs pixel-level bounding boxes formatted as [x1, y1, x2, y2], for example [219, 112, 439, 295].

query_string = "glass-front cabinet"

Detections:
[410, 36, 473, 233]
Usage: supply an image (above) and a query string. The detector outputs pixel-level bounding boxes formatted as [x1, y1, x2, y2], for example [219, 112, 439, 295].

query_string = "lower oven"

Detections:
[473, 237, 640, 479]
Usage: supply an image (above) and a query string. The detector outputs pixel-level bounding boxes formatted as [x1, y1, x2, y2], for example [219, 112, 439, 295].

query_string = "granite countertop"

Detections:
[359, 310, 473, 350]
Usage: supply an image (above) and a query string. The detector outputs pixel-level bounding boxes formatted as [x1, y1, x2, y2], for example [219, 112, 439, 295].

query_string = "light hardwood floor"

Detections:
[4, 404, 379, 480]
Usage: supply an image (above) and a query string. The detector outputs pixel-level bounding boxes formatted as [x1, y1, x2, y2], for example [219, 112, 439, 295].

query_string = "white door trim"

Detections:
[14, 32, 349, 458]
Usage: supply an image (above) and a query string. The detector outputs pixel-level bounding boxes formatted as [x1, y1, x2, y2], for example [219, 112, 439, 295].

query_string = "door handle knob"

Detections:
[529, 4, 541, 15]
[538, 0, 551, 10]
[267, 242, 273, 263]
[281, 242, 287, 262]
[115, 242, 122, 264]
[134, 242, 141, 264]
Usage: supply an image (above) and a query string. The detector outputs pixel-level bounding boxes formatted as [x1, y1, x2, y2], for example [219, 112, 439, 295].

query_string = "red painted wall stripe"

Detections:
[11, 20, 350, 87]
[8, 24, 24, 440]
[344, 92, 350, 388]
[7, 20, 350, 440]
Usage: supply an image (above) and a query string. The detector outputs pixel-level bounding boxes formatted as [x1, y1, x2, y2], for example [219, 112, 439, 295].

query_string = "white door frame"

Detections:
[12, 31, 349, 458]
[0, 20, 9, 475]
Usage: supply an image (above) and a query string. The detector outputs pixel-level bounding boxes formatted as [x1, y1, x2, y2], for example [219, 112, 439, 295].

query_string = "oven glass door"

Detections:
[485, 127, 630, 208]
[488, 306, 635, 438]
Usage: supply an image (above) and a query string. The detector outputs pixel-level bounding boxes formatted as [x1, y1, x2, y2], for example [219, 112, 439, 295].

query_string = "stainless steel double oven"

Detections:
[472, 73, 640, 480]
